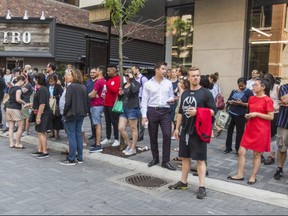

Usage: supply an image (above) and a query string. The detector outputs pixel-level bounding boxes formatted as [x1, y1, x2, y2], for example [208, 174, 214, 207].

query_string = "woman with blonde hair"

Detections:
[61, 69, 88, 165]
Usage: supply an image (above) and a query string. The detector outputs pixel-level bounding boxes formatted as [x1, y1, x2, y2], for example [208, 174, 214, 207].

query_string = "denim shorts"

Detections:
[120, 108, 140, 120]
[90, 106, 104, 125]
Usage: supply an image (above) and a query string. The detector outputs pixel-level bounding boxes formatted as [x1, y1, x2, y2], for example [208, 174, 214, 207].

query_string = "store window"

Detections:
[165, 5, 194, 68]
[247, 1, 288, 77]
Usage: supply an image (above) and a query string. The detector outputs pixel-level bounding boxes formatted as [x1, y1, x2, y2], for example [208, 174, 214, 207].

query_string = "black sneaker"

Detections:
[88, 136, 95, 140]
[60, 160, 76, 165]
[197, 187, 207, 199]
[31, 151, 42, 156]
[274, 168, 283, 180]
[37, 153, 49, 159]
[168, 181, 188, 190]
[77, 159, 83, 164]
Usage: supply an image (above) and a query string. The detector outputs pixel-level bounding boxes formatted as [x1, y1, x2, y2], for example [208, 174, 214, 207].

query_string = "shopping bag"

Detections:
[49, 98, 57, 115]
[112, 97, 124, 113]
[215, 109, 231, 130]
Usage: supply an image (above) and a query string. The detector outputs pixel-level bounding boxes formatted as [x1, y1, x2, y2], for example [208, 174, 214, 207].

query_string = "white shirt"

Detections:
[141, 77, 174, 118]
[246, 79, 254, 90]
[135, 74, 148, 98]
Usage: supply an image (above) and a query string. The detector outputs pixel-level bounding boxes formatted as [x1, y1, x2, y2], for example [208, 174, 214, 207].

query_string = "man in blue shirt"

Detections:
[274, 83, 288, 180]
[85, 68, 97, 141]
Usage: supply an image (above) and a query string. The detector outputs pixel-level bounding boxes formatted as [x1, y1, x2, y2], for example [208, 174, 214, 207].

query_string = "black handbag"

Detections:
[29, 110, 36, 123]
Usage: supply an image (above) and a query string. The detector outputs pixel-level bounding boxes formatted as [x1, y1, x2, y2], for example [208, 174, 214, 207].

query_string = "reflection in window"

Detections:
[251, 5, 272, 28]
[249, 45, 269, 73]
[166, 6, 194, 68]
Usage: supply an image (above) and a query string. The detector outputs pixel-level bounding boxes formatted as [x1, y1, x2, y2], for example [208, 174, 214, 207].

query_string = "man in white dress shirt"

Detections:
[141, 62, 176, 170]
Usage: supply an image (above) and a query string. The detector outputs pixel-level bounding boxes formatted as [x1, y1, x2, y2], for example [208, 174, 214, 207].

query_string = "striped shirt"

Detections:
[277, 84, 288, 129]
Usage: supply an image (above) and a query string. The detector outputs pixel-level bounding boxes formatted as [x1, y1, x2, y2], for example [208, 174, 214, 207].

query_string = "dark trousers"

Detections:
[225, 113, 246, 153]
[271, 113, 279, 137]
[147, 107, 172, 163]
[88, 110, 96, 138]
[137, 112, 145, 140]
[104, 106, 119, 140]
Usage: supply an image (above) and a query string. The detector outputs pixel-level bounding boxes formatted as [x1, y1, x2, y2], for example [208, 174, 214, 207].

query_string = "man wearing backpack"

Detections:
[132, 65, 148, 141]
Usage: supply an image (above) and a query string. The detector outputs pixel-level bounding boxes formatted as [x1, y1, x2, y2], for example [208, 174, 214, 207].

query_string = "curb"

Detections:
[2, 132, 288, 208]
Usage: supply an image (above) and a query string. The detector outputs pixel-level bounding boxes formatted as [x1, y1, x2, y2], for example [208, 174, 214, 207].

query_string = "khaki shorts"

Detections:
[6, 108, 23, 122]
[276, 127, 288, 152]
[21, 107, 30, 119]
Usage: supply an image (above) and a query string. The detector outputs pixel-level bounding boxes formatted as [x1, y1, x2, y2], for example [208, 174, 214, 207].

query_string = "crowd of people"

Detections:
[0, 63, 287, 200]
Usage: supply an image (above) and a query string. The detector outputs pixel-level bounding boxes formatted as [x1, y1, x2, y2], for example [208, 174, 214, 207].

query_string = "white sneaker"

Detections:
[112, 140, 120, 147]
[125, 148, 136, 156]
[100, 138, 112, 145]
[122, 146, 130, 153]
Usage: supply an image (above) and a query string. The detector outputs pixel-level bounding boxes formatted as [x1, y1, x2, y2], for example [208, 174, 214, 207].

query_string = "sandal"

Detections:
[247, 179, 257, 185]
[171, 157, 182, 162]
[227, 175, 244, 181]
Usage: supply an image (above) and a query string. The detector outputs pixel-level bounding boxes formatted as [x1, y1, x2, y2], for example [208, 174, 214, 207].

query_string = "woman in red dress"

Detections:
[227, 78, 274, 184]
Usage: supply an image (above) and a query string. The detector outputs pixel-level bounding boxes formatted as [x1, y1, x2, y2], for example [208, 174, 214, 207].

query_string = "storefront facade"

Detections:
[0, 0, 164, 75]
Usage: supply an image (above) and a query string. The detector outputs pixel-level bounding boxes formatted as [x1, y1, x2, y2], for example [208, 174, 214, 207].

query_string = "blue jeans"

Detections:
[65, 116, 84, 162]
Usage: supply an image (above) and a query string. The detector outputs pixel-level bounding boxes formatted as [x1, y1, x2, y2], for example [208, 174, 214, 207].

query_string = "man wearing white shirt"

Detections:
[246, 69, 260, 90]
[141, 62, 176, 170]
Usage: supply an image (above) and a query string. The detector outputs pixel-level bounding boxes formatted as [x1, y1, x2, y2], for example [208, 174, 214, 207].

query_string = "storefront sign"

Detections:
[1, 31, 32, 44]
[0, 22, 52, 56]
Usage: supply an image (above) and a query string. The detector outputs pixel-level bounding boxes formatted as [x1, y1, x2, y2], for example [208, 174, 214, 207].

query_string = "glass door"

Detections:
[6, 58, 24, 71]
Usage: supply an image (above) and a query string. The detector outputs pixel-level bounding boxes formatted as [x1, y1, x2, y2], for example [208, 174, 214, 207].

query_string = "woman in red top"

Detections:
[227, 78, 274, 184]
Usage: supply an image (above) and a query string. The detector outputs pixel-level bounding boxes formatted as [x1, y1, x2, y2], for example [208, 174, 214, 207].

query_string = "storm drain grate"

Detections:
[124, 173, 168, 190]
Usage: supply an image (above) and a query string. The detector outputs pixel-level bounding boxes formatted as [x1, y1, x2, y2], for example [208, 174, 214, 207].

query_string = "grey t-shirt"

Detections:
[22, 82, 33, 103]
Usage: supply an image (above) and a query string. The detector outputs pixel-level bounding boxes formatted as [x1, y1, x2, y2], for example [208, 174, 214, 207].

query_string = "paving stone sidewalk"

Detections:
[0, 136, 288, 215]
[5, 114, 286, 196]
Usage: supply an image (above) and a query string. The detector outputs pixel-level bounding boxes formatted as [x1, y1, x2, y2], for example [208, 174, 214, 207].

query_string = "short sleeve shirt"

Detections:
[277, 84, 288, 129]
[179, 87, 217, 135]
[22, 82, 33, 103]
[33, 86, 50, 112]
[90, 78, 106, 107]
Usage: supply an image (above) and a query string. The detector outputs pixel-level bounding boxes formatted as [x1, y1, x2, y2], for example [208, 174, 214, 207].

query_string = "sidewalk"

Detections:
[1, 116, 287, 208]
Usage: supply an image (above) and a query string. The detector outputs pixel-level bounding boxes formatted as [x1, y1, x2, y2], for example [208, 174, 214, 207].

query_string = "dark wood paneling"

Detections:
[55, 25, 164, 65]
[110, 36, 164, 65]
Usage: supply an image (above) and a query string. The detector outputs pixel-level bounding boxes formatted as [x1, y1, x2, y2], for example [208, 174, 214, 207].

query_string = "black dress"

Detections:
[51, 84, 64, 130]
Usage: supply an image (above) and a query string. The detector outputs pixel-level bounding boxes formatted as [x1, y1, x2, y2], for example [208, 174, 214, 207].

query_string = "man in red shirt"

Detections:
[101, 65, 121, 147]
[88, 65, 107, 152]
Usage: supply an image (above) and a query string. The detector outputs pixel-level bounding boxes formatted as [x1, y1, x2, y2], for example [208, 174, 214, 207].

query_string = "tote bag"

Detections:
[215, 109, 231, 130]
[112, 97, 124, 113]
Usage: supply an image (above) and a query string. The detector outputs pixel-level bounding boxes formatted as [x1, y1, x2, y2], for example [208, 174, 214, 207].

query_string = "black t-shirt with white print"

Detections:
[178, 87, 217, 135]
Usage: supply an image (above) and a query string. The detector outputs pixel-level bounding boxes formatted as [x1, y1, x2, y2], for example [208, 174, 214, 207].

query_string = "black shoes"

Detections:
[168, 181, 188, 190]
[223, 149, 232, 154]
[148, 159, 159, 167]
[274, 168, 283, 180]
[137, 137, 143, 142]
[161, 162, 176, 170]
[88, 136, 95, 140]
[197, 187, 207, 199]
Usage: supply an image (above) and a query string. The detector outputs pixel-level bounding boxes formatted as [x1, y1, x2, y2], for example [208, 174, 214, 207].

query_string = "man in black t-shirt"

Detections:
[168, 67, 217, 199]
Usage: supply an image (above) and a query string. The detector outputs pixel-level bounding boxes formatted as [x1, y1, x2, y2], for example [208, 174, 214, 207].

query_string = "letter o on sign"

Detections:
[22, 32, 31, 44]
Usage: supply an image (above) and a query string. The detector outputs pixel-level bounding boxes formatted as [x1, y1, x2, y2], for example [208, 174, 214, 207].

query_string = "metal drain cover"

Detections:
[124, 173, 168, 190]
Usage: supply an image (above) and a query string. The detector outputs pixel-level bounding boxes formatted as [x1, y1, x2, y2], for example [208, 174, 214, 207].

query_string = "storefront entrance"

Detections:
[6, 58, 24, 71]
